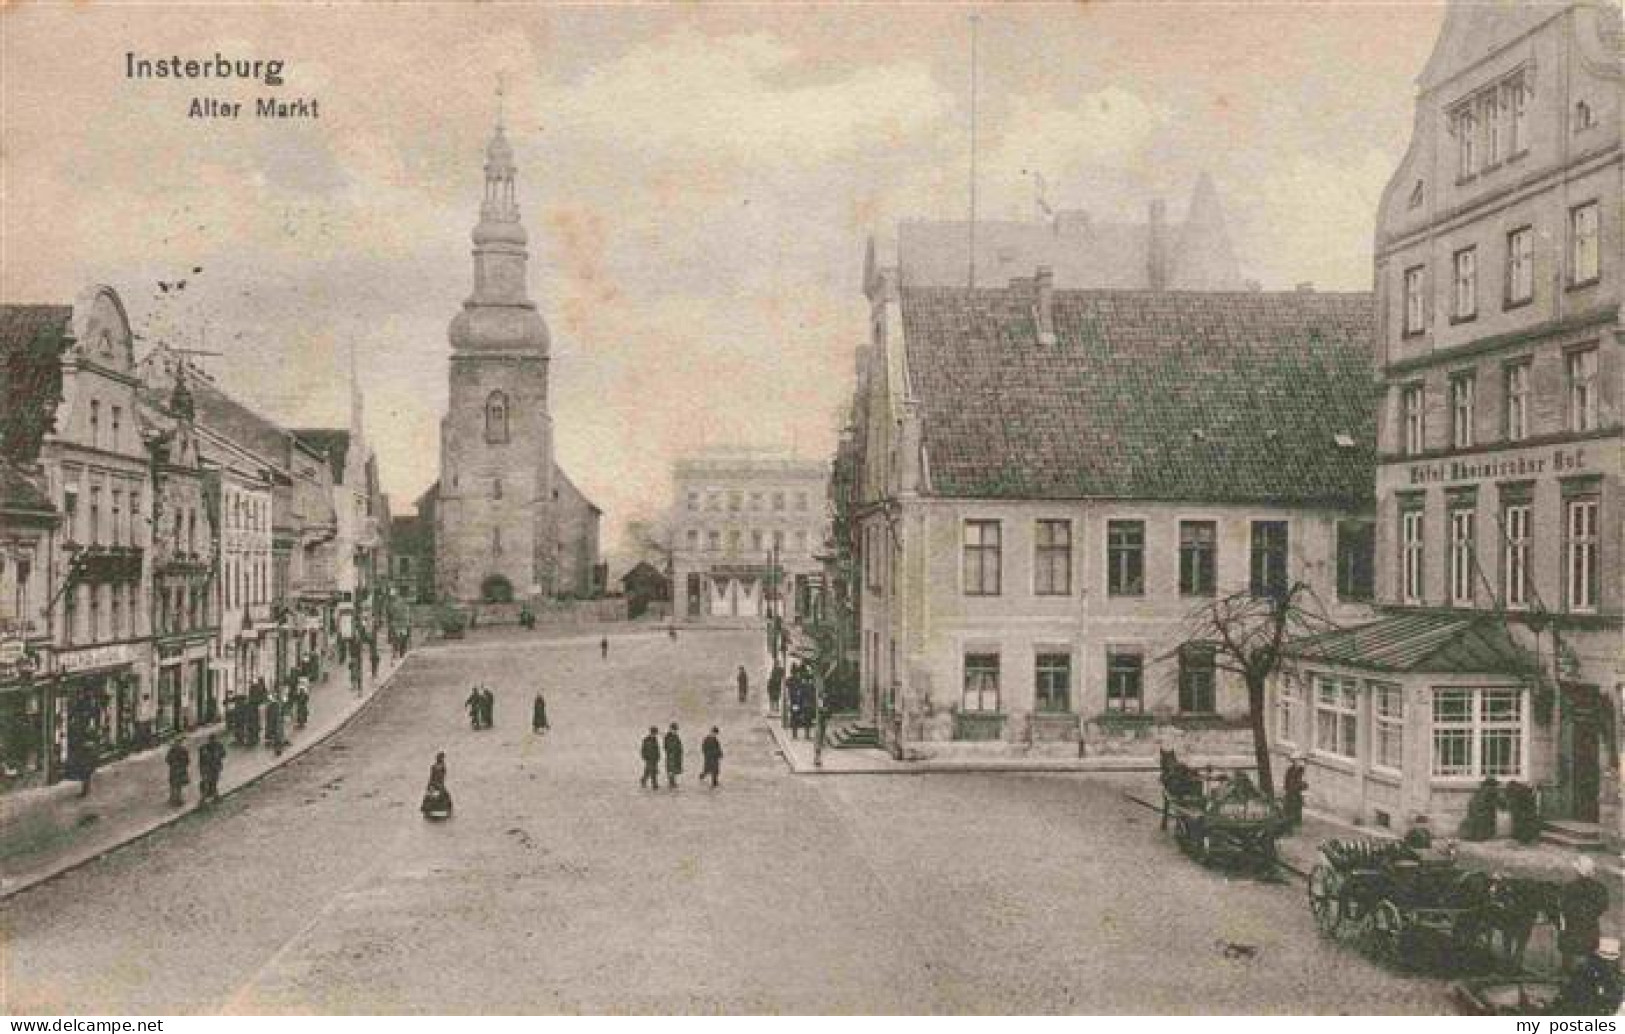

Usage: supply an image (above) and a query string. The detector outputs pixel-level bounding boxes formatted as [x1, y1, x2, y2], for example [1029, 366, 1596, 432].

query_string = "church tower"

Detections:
[436, 107, 557, 604]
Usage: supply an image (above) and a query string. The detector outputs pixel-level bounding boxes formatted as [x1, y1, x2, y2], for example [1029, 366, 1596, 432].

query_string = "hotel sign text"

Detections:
[1408, 446, 1589, 486]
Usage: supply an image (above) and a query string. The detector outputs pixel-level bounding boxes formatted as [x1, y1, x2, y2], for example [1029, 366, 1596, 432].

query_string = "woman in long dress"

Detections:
[532, 693, 549, 734]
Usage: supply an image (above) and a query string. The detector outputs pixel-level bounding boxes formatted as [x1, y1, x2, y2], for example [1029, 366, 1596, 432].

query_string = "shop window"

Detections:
[1035, 652, 1071, 713]
[962, 652, 1000, 713]
[1432, 687, 1523, 778]
[1105, 648, 1143, 713]
[1313, 674, 1357, 759]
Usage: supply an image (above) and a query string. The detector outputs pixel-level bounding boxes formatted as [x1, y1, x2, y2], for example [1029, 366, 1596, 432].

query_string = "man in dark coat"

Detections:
[369, 638, 381, 679]
[663, 723, 684, 789]
[736, 666, 749, 704]
[532, 692, 549, 734]
[700, 727, 723, 788]
[165, 737, 191, 806]
[639, 727, 661, 788]
[600, 637, 609, 660]
[198, 734, 226, 803]
[1282, 754, 1308, 829]
[480, 687, 495, 728]
[466, 686, 483, 729]
[1561, 855, 1612, 971]
[767, 664, 784, 713]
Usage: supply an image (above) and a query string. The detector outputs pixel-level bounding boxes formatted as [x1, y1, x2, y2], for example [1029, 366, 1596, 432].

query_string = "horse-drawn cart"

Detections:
[1308, 838, 1486, 967]
[1159, 753, 1287, 868]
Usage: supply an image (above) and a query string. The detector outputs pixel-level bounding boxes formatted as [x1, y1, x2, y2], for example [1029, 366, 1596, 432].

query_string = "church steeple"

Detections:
[448, 88, 550, 355]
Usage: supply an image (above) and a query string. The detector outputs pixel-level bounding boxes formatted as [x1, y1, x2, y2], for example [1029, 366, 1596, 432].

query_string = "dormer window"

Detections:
[1575, 100, 1594, 133]
[484, 391, 509, 444]
[1408, 181, 1424, 210]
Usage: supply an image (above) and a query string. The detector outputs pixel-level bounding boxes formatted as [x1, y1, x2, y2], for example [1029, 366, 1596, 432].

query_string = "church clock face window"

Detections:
[485, 391, 510, 444]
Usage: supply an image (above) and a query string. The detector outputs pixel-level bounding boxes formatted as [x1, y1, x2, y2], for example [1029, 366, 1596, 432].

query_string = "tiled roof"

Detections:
[1284, 611, 1541, 675]
[190, 376, 292, 469]
[899, 286, 1377, 505]
[0, 305, 73, 353]
[0, 460, 56, 520]
[293, 429, 351, 484]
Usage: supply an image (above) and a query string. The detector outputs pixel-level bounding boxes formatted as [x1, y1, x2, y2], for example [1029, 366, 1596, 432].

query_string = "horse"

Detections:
[1159, 748, 1205, 830]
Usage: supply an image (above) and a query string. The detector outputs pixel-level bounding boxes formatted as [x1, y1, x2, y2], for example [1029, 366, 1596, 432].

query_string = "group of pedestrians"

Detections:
[464, 685, 497, 729]
[640, 723, 723, 789]
[164, 733, 226, 808]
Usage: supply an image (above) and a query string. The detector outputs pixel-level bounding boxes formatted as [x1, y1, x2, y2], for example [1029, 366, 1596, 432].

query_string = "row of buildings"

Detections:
[828, 1, 1621, 844]
[0, 286, 389, 790]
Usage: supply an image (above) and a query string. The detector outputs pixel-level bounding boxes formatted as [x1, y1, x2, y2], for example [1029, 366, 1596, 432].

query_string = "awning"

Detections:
[1284, 611, 1542, 676]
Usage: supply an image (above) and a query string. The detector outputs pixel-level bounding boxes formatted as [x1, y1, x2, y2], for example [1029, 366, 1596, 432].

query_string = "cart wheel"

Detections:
[1309, 863, 1342, 936]
[1370, 898, 1406, 965]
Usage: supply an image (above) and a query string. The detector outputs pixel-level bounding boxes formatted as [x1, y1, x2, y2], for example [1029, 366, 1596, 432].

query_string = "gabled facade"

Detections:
[1298, 0, 1624, 842]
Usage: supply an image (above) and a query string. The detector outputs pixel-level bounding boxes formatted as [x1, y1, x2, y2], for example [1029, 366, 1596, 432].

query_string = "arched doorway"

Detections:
[480, 574, 514, 603]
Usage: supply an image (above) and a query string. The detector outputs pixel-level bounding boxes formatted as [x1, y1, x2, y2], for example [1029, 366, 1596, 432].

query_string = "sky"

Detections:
[1, 2, 1446, 565]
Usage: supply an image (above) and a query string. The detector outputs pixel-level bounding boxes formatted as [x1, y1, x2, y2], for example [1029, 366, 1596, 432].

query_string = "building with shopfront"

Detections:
[669, 449, 828, 624]
[849, 260, 1378, 756]
[1275, 0, 1622, 845]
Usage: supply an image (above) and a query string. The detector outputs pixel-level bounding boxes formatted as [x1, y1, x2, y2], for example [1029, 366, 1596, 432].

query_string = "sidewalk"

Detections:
[766, 719, 1251, 775]
[0, 648, 409, 901]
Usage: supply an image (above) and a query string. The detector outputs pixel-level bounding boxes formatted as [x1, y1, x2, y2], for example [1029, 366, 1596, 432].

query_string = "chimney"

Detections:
[1147, 200, 1169, 292]
[1034, 265, 1056, 346]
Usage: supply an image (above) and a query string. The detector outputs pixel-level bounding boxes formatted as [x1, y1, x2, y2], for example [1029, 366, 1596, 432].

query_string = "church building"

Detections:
[432, 113, 600, 605]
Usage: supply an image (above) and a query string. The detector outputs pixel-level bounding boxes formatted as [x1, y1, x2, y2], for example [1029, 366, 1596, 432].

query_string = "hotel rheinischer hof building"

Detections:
[1278, 2, 1623, 847]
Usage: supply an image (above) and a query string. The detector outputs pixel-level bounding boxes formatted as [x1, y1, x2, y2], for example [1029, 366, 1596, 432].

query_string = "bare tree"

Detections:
[622, 516, 675, 573]
[1178, 582, 1340, 798]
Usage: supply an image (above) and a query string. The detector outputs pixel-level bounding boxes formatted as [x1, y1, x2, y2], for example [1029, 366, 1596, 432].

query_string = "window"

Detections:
[492, 477, 502, 499]
[89, 486, 101, 545]
[1403, 267, 1427, 335]
[772, 492, 785, 512]
[794, 530, 807, 551]
[492, 527, 502, 556]
[1449, 506, 1476, 606]
[1433, 687, 1524, 778]
[727, 530, 741, 553]
[749, 492, 762, 511]
[1402, 383, 1425, 454]
[110, 584, 122, 639]
[1567, 349, 1598, 433]
[110, 406, 122, 451]
[1484, 89, 1502, 165]
[685, 529, 698, 550]
[1313, 675, 1357, 759]
[772, 530, 784, 550]
[1105, 648, 1143, 713]
[1178, 645, 1216, 714]
[88, 585, 101, 642]
[1034, 519, 1071, 595]
[1277, 678, 1299, 745]
[1372, 683, 1404, 773]
[794, 492, 808, 512]
[1452, 248, 1477, 321]
[1179, 520, 1216, 597]
[484, 391, 509, 444]
[64, 584, 77, 645]
[1336, 520, 1374, 602]
[962, 520, 1001, 596]
[110, 489, 122, 547]
[1565, 496, 1599, 612]
[1502, 501, 1531, 609]
[706, 493, 720, 512]
[89, 400, 100, 448]
[686, 491, 699, 512]
[728, 491, 741, 512]
[1570, 202, 1600, 286]
[1249, 521, 1289, 599]
[1401, 506, 1425, 604]
[707, 530, 720, 552]
[1106, 520, 1144, 596]
[1035, 652, 1071, 713]
[1506, 227, 1533, 306]
[1509, 78, 1527, 152]
[1450, 372, 1475, 448]
[751, 530, 763, 552]
[1504, 360, 1530, 441]
[1575, 100, 1595, 132]
[1457, 106, 1477, 178]
[963, 653, 1000, 712]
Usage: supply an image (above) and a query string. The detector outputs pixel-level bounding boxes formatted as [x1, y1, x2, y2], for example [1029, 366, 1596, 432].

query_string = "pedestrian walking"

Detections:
[165, 737, 191, 806]
[1282, 754, 1308, 829]
[767, 664, 783, 712]
[532, 692, 549, 734]
[370, 637, 381, 679]
[466, 686, 483, 730]
[265, 696, 286, 755]
[481, 686, 495, 728]
[198, 734, 225, 803]
[700, 727, 722, 788]
[663, 722, 684, 790]
[600, 636, 609, 660]
[293, 678, 310, 729]
[1561, 855, 1611, 971]
[639, 726, 661, 788]
[736, 665, 749, 704]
